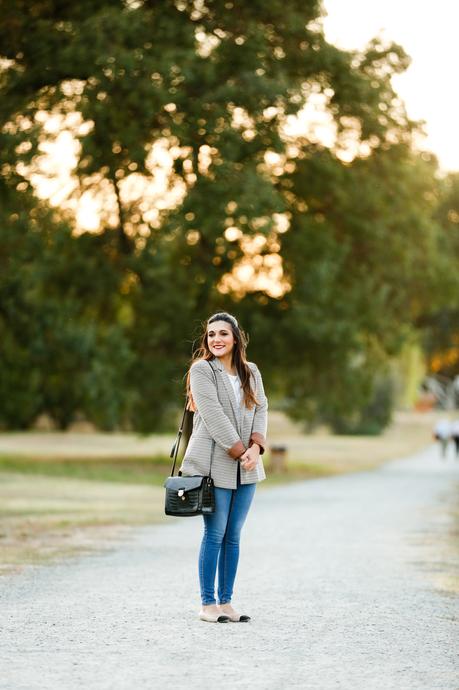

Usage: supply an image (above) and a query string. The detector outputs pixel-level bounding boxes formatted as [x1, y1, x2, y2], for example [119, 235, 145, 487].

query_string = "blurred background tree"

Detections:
[418, 172, 459, 382]
[0, 0, 456, 432]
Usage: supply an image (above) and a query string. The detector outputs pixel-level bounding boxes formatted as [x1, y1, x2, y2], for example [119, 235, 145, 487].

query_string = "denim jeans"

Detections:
[198, 476, 256, 605]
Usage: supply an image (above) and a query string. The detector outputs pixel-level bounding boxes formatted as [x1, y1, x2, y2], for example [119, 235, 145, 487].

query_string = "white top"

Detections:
[227, 373, 242, 407]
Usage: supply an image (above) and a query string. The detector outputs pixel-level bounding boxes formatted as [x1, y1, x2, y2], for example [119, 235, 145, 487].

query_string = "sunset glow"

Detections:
[323, 0, 459, 171]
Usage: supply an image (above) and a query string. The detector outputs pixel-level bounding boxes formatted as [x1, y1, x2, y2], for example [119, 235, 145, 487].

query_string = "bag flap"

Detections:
[164, 476, 205, 492]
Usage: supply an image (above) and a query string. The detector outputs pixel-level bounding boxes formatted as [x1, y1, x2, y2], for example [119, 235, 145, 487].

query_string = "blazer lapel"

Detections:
[210, 357, 241, 430]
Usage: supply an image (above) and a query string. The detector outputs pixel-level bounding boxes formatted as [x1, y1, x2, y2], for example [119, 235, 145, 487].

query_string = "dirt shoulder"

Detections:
[0, 476, 165, 576]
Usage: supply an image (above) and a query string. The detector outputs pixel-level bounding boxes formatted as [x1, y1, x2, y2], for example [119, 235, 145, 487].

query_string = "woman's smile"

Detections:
[210, 341, 230, 354]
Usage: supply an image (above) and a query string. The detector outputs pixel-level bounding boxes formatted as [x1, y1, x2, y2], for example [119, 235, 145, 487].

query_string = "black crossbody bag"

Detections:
[164, 362, 216, 517]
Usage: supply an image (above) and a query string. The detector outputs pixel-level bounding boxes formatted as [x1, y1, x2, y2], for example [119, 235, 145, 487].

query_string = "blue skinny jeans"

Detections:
[198, 476, 256, 606]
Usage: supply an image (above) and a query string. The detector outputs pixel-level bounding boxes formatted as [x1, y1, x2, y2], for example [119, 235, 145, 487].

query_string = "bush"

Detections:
[327, 377, 394, 435]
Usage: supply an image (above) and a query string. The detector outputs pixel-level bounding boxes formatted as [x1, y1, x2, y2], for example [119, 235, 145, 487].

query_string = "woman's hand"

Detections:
[239, 444, 260, 471]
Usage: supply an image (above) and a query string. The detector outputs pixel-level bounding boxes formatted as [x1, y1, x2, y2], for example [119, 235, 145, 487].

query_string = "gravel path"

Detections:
[1, 446, 458, 690]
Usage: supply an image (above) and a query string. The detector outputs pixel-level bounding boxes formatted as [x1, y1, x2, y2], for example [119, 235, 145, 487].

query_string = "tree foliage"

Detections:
[418, 172, 459, 379]
[0, 0, 453, 431]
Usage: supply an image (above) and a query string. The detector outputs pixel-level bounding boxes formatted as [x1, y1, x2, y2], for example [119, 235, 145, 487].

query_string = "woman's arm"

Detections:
[248, 364, 268, 455]
[190, 361, 245, 459]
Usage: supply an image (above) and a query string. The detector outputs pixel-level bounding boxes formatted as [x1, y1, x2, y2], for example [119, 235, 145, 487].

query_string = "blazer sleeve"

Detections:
[190, 361, 245, 460]
[248, 364, 268, 454]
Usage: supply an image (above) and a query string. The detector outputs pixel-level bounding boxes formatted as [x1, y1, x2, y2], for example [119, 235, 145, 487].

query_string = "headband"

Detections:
[208, 313, 239, 329]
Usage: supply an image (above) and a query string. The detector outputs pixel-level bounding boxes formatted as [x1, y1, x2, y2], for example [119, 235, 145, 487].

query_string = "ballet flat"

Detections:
[226, 613, 251, 623]
[199, 611, 231, 623]
[218, 609, 251, 622]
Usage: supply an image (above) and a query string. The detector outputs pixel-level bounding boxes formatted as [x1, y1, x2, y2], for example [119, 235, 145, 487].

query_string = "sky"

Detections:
[323, 0, 459, 171]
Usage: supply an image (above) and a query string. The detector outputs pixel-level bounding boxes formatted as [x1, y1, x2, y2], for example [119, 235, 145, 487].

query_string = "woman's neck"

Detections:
[217, 353, 236, 375]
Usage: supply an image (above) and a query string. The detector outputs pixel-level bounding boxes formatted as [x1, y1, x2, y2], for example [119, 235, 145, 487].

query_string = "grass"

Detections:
[0, 454, 340, 486]
[0, 454, 171, 485]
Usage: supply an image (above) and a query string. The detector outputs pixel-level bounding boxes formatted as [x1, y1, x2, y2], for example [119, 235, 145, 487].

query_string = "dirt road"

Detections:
[1, 446, 458, 689]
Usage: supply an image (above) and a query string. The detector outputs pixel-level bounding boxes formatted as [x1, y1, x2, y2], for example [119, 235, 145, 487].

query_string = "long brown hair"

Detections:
[186, 312, 258, 410]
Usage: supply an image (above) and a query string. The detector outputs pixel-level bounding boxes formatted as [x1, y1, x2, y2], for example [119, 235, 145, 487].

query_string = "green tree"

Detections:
[0, 1, 452, 431]
[270, 144, 443, 431]
[419, 172, 459, 379]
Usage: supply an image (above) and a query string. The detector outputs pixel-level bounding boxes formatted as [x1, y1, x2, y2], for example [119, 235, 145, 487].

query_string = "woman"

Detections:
[180, 312, 268, 623]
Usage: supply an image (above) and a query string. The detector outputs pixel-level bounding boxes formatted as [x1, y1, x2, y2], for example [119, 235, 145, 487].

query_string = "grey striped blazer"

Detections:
[180, 357, 268, 489]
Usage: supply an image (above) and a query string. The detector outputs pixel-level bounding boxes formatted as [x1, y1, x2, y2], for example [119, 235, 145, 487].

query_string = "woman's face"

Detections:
[207, 320, 235, 359]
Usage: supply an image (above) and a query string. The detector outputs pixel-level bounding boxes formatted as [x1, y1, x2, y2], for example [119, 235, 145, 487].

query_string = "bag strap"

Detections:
[169, 361, 217, 477]
[169, 400, 188, 477]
